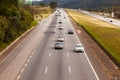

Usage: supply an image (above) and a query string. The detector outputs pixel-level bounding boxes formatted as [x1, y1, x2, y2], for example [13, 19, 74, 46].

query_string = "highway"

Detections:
[80, 10, 120, 27]
[0, 9, 105, 80]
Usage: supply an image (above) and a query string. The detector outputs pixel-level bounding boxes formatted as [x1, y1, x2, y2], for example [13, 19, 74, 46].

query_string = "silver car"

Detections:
[74, 44, 84, 52]
[55, 42, 63, 49]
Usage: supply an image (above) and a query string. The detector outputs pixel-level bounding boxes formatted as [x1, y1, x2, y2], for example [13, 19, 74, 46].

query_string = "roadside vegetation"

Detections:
[0, 0, 52, 52]
[66, 9, 120, 66]
[96, 6, 120, 19]
[33, 6, 52, 21]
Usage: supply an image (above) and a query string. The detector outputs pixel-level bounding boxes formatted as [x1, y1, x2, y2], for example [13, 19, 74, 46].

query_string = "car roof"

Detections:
[56, 42, 63, 44]
[76, 44, 82, 46]
[58, 35, 64, 37]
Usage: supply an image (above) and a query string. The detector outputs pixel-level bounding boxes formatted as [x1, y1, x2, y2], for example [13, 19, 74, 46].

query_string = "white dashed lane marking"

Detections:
[49, 53, 51, 57]
[67, 53, 69, 58]
[27, 59, 30, 63]
[29, 55, 32, 58]
[44, 67, 48, 74]
[16, 75, 21, 80]
[21, 68, 25, 73]
[68, 66, 71, 74]
[32, 52, 34, 55]
[24, 63, 28, 67]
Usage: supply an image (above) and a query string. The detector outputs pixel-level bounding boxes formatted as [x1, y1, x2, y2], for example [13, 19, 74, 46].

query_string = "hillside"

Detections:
[0, 0, 34, 51]
[61, 0, 120, 10]
[43, 0, 120, 10]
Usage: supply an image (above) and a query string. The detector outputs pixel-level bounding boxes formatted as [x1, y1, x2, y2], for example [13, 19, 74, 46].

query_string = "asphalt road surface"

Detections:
[0, 9, 106, 80]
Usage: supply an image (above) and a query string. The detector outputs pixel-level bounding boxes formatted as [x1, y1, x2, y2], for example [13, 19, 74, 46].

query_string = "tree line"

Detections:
[99, 6, 120, 18]
[0, 0, 57, 51]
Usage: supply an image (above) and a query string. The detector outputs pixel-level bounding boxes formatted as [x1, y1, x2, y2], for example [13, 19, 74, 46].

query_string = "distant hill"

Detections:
[43, 0, 120, 10]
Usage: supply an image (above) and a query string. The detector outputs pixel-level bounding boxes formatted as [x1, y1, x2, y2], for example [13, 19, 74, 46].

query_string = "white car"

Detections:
[57, 35, 64, 42]
[59, 26, 63, 30]
[74, 44, 84, 52]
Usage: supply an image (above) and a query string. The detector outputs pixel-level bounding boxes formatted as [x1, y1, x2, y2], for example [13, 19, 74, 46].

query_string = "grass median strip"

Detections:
[66, 9, 120, 65]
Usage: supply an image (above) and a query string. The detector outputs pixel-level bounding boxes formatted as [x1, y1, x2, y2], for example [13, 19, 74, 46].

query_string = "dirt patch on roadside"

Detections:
[68, 14, 120, 80]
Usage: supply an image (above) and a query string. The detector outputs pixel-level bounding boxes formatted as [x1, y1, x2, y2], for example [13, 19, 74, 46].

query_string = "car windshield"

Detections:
[76, 44, 82, 47]
[58, 35, 64, 38]
[56, 42, 62, 45]
[69, 30, 73, 31]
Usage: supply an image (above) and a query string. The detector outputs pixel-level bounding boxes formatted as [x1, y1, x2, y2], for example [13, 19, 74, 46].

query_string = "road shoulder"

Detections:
[67, 11, 120, 80]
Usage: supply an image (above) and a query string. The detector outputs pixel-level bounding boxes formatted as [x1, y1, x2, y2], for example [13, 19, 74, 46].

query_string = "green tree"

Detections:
[19, 8, 33, 30]
[49, 1, 57, 9]
[0, 16, 8, 42]
[39, 3, 46, 7]
[6, 4, 20, 18]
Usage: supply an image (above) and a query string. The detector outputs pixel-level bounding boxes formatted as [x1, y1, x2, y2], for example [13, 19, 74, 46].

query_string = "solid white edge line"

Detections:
[65, 11, 100, 80]
[84, 51, 99, 80]
[44, 67, 48, 74]
[74, 27, 99, 80]
[68, 66, 71, 74]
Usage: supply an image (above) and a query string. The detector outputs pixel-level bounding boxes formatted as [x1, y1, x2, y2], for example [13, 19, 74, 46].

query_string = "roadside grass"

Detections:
[29, 20, 38, 28]
[0, 43, 8, 52]
[34, 7, 52, 21]
[66, 9, 120, 65]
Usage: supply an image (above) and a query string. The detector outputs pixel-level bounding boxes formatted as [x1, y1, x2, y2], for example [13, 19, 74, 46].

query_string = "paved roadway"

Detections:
[79, 10, 120, 27]
[0, 9, 105, 80]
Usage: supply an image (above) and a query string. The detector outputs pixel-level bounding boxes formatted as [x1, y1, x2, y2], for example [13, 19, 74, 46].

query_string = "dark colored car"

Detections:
[59, 21, 62, 24]
[68, 29, 74, 34]
[110, 20, 113, 22]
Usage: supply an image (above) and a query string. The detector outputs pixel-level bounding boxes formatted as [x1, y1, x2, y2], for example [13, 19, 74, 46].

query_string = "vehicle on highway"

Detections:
[74, 44, 84, 52]
[57, 35, 65, 42]
[59, 21, 62, 24]
[59, 25, 63, 30]
[55, 13, 60, 16]
[68, 29, 74, 34]
[55, 42, 63, 49]
[110, 20, 113, 22]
